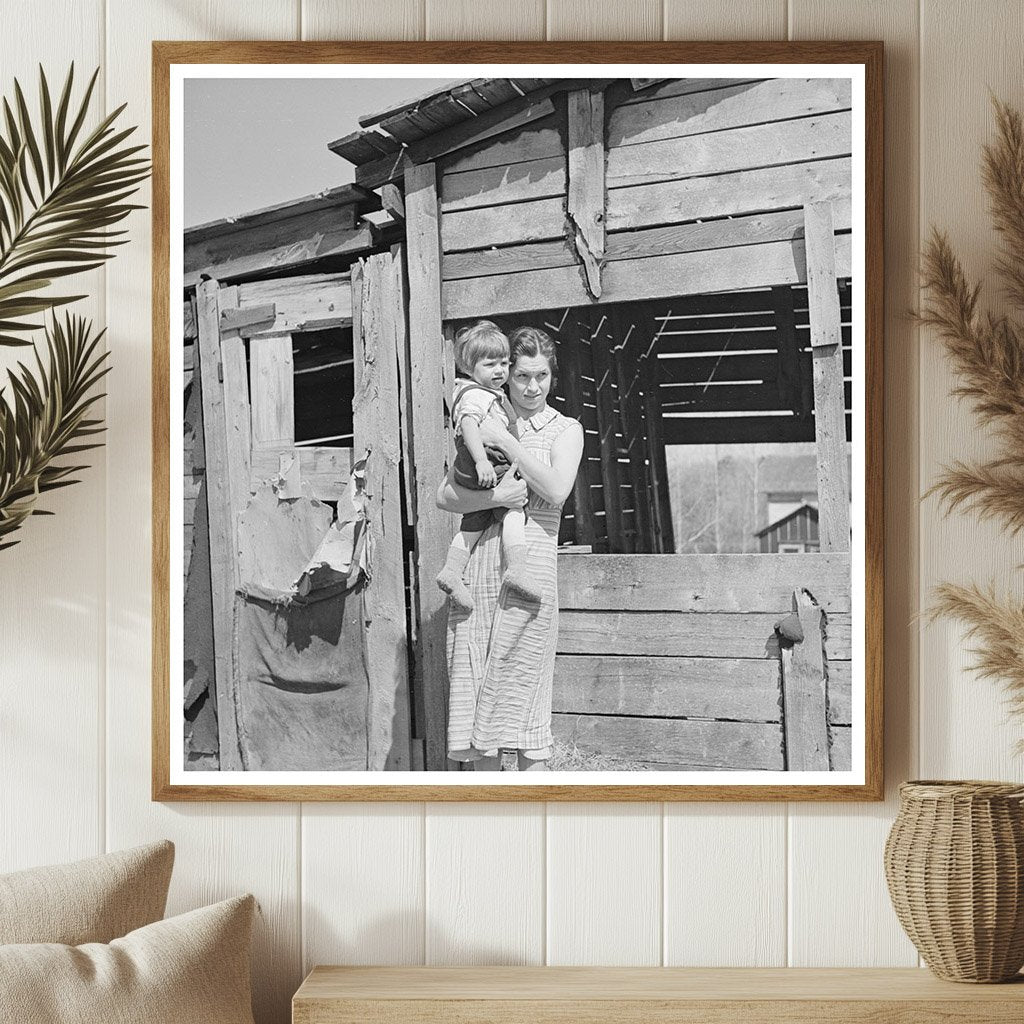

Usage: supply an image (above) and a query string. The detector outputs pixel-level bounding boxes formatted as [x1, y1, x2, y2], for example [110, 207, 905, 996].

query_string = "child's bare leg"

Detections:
[501, 508, 543, 603]
[473, 753, 502, 771]
[517, 751, 548, 772]
[437, 529, 482, 611]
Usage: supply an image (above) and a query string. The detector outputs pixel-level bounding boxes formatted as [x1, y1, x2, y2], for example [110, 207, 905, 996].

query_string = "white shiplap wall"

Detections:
[3, 2, 1024, 1022]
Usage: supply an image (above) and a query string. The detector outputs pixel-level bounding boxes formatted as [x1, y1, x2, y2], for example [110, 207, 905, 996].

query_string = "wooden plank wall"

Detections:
[13, 2, 1024, 1022]
[439, 77, 853, 319]
[554, 552, 851, 771]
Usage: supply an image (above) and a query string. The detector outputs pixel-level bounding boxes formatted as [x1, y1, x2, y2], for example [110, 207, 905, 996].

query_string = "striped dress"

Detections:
[446, 405, 578, 761]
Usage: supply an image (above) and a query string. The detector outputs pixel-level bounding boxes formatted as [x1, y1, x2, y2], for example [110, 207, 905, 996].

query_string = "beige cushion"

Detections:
[0, 840, 174, 945]
[0, 894, 256, 1024]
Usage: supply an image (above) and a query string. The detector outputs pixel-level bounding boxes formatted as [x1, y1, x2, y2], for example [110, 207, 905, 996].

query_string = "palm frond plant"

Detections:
[0, 65, 147, 548]
[919, 97, 1024, 725]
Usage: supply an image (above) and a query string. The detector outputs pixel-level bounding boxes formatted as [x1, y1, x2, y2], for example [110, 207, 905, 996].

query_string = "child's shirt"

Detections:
[451, 378, 515, 439]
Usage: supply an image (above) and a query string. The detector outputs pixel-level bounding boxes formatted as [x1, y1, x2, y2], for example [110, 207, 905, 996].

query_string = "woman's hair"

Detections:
[509, 326, 558, 387]
[454, 320, 509, 374]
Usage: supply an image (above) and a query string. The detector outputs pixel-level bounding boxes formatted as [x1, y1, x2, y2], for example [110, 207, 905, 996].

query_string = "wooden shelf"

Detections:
[293, 966, 1024, 1023]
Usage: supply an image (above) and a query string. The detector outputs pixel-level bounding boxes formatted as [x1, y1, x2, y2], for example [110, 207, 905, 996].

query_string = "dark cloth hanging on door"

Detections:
[232, 460, 371, 771]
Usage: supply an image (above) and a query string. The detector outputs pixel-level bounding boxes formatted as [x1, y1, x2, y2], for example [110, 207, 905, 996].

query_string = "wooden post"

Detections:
[637, 317, 675, 554]
[567, 88, 606, 300]
[197, 279, 250, 770]
[778, 589, 830, 771]
[771, 285, 813, 419]
[249, 334, 295, 450]
[803, 202, 850, 552]
[556, 333, 595, 548]
[610, 307, 655, 553]
[404, 160, 455, 770]
[353, 253, 411, 771]
[585, 311, 628, 553]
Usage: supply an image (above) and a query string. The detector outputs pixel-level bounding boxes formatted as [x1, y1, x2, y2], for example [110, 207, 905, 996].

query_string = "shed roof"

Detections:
[328, 77, 562, 188]
[755, 503, 819, 538]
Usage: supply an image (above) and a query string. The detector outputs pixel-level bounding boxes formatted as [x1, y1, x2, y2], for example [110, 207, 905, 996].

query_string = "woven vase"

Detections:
[884, 780, 1024, 982]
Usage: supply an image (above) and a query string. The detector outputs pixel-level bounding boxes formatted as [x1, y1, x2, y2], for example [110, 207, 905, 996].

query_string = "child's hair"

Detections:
[454, 320, 509, 374]
[509, 326, 558, 389]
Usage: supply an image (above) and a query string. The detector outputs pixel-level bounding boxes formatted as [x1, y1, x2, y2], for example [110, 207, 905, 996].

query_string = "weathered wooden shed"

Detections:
[190, 75, 859, 775]
[181, 183, 412, 770]
[332, 75, 857, 772]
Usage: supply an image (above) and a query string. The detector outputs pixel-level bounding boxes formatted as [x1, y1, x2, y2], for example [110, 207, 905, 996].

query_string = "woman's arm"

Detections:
[479, 418, 584, 505]
[436, 466, 528, 514]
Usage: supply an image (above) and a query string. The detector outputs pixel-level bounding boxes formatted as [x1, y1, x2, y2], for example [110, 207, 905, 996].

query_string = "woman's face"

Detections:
[508, 353, 553, 415]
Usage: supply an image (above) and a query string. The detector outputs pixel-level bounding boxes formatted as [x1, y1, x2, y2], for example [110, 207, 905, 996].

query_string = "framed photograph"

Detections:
[153, 42, 883, 800]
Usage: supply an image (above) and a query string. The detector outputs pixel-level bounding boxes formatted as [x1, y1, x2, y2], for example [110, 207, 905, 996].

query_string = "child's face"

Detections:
[471, 352, 510, 389]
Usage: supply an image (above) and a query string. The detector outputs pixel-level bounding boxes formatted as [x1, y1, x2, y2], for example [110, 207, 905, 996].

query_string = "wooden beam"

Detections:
[442, 234, 853, 319]
[380, 183, 405, 222]
[404, 161, 455, 771]
[804, 201, 851, 553]
[553, 654, 782, 722]
[554, 334, 595, 549]
[606, 110, 851, 189]
[607, 158, 852, 233]
[441, 202, 853, 281]
[610, 308, 654, 552]
[249, 334, 295, 451]
[408, 95, 555, 167]
[196, 279, 249, 771]
[235, 272, 353, 337]
[584, 312, 628, 553]
[184, 219, 376, 289]
[772, 285, 814, 418]
[558, 551, 852, 614]
[221, 303, 276, 334]
[636, 319, 675, 554]
[353, 252, 411, 771]
[779, 589, 830, 771]
[566, 88, 605, 299]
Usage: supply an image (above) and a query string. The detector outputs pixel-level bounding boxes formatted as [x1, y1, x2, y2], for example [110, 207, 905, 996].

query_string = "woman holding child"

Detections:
[436, 321, 584, 772]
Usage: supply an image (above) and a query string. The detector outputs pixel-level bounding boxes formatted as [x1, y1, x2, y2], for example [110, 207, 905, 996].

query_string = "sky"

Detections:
[183, 77, 458, 227]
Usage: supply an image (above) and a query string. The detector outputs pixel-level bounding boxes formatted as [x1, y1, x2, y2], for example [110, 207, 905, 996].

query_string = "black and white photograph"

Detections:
[159, 50, 881, 797]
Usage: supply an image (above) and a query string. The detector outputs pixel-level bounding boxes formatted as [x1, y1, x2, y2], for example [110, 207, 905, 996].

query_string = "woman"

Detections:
[436, 326, 585, 771]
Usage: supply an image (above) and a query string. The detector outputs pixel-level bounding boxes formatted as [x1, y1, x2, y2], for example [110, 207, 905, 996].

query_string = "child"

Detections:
[436, 320, 543, 611]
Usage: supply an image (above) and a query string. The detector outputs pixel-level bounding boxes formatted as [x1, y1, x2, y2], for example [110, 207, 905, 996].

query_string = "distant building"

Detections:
[756, 503, 820, 553]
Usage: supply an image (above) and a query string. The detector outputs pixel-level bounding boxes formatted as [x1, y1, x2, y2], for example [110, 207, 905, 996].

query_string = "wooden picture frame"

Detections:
[153, 41, 884, 801]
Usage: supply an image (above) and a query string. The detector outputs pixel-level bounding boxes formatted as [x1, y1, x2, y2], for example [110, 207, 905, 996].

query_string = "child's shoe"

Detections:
[502, 544, 543, 603]
[437, 568, 474, 612]
[437, 546, 474, 611]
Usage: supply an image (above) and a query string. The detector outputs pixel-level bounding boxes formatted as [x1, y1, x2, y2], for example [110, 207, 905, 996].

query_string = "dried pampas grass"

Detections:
[920, 97, 1024, 729]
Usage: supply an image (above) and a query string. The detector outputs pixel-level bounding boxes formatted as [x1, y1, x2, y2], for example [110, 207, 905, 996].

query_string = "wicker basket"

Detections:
[884, 780, 1024, 982]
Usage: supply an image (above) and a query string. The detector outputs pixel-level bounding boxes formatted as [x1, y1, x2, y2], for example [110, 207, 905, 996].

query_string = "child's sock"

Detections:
[502, 544, 543, 603]
[436, 546, 474, 611]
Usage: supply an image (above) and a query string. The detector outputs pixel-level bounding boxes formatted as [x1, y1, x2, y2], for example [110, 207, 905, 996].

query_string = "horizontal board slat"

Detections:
[662, 413, 851, 447]
[608, 78, 852, 148]
[439, 155, 566, 213]
[441, 196, 566, 252]
[442, 204, 852, 282]
[608, 158, 851, 232]
[553, 654, 782, 721]
[557, 611, 782, 659]
[829, 661, 852, 725]
[442, 235, 852, 319]
[830, 724, 852, 771]
[824, 614, 852, 662]
[441, 114, 563, 174]
[249, 446, 353, 501]
[606, 111, 852, 189]
[235, 273, 352, 336]
[558, 552, 851, 613]
[552, 714, 785, 770]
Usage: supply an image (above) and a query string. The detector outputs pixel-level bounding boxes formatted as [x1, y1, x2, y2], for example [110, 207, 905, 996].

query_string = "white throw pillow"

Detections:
[0, 894, 257, 1024]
